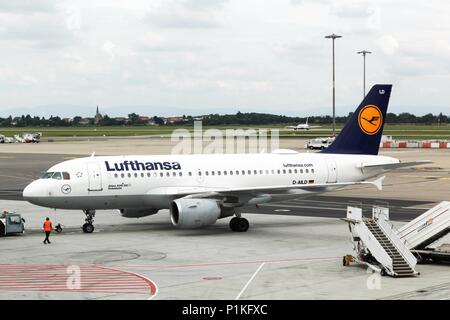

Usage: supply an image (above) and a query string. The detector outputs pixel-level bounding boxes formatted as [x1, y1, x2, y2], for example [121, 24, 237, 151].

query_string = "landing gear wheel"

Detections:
[82, 209, 96, 233]
[82, 223, 94, 233]
[230, 217, 249, 232]
[229, 217, 239, 231]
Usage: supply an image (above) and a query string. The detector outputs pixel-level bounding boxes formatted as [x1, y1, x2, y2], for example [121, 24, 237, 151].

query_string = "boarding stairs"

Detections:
[344, 206, 418, 277]
[396, 201, 450, 250]
[364, 219, 416, 276]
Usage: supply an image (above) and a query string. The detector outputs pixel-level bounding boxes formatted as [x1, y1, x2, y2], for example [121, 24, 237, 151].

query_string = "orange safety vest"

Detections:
[43, 220, 52, 232]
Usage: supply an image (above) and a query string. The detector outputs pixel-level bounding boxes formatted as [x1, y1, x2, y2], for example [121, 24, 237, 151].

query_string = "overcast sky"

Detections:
[0, 0, 449, 117]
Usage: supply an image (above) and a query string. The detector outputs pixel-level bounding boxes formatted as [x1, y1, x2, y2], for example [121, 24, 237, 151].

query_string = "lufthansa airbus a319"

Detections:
[23, 85, 430, 233]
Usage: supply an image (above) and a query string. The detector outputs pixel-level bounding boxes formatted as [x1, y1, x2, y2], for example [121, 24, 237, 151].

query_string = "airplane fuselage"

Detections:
[23, 152, 398, 211]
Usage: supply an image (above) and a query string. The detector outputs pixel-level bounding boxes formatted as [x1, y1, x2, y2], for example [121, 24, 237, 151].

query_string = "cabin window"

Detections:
[172, 172, 177, 176]
[205, 171, 209, 176]
[188, 172, 192, 176]
[52, 172, 62, 180]
[166, 172, 170, 177]
[305, 169, 309, 174]
[153, 172, 157, 177]
[277, 169, 280, 174]
[294, 169, 297, 174]
[248, 170, 251, 175]
[311, 169, 315, 173]
[134, 173, 138, 178]
[160, 172, 164, 177]
[211, 171, 215, 176]
[217, 171, 221, 176]
[141, 173, 145, 178]
[288, 169, 292, 174]
[121, 173, 125, 178]
[128, 173, 131, 178]
[254, 170, 257, 174]
[114, 173, 118, 178]
[271, 169, 275, 174]
[224, 171, 227, 175]
[282, 169, 286, 174]
[198, 171, 202, 176]
[147, 173, 151, 177]
[235, 170, 239, 175]
[300, 169, 303, 174]
[242, 170, 245, 175]
[230, 171, 233, 175]
[265, 170, 269, 174]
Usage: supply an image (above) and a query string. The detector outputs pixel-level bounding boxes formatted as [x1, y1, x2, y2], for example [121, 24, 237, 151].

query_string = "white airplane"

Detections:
[286, 117, 321, 130]
[23, 85, 430, 233]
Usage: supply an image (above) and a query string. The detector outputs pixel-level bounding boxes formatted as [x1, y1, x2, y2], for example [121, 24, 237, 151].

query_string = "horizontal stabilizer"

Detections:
[358, 160, 432, 171]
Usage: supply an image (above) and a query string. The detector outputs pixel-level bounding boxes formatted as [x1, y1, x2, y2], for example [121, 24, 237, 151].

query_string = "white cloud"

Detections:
[377, 35, 399, 56]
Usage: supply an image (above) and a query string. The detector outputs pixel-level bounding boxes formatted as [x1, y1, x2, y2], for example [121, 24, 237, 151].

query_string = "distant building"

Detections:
[94, 106, 102, 124]
[78, 118, 90, 125]
[164, 116, 185, 124]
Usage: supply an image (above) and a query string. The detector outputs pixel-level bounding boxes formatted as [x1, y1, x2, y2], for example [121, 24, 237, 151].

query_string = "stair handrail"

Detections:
[377, 218, 417, 268]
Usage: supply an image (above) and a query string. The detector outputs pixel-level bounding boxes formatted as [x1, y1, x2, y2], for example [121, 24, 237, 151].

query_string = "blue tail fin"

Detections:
[321, 84, 392, 155]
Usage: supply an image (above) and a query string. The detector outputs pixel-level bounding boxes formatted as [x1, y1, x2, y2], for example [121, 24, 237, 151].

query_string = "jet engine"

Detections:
[119, 208, 159, 218]
[170, 198, 232, 229]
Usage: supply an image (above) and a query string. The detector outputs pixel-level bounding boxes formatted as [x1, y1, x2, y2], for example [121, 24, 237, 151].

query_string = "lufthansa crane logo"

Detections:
[358, 105, 383, 135]
[61, 184, 72, 194]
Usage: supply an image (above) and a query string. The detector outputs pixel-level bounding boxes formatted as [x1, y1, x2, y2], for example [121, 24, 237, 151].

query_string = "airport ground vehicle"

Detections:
[0, 212, 25, 236]
[305, 137, 335, 150]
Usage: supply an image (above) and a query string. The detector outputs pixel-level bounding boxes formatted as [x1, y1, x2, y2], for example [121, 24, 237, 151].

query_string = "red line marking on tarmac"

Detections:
[0, 264, 157, 298]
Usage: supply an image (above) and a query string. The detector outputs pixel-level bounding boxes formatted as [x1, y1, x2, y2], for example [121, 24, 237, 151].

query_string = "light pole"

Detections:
[325, 33, 342, 137]
[357, 50, 372, 97]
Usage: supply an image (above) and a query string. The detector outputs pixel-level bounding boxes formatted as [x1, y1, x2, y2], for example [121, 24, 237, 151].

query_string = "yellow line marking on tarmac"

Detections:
[0, 156, 16, 159]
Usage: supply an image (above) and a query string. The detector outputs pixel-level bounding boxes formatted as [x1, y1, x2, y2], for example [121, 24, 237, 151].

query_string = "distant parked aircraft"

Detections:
[286, 117, 322, 130]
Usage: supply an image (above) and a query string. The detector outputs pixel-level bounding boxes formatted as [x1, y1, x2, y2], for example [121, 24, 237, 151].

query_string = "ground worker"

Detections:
[43, 217, 53, 244]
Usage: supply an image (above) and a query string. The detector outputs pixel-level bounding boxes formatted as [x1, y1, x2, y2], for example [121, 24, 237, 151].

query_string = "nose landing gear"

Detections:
[82, 209, 95, 233]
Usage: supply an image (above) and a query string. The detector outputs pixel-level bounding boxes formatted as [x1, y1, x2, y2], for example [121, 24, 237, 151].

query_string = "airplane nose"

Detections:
[22, 180, 44, 201]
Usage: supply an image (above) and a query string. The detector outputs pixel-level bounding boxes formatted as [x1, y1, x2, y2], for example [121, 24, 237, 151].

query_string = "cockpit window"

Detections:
[41, 172, 54, 179]
[62, 172, 70, 180]
[52, 172, 62, 180]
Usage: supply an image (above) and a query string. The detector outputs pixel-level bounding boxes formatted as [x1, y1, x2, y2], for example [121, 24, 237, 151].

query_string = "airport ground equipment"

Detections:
[343, 206, 418, 277]
[396, 201, 450, 263]
[0, 211, 25, 236]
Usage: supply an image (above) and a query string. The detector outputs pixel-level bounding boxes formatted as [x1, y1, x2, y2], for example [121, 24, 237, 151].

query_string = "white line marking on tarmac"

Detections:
[235, 262, 265, 300]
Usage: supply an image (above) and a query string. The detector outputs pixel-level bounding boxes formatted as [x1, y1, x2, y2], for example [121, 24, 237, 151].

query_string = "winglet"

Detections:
[370, 175, 385, 191]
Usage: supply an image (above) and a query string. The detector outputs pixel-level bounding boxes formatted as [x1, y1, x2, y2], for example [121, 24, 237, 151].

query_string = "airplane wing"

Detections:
[146, 176, 386, 199]
[358, 160, 432, 172]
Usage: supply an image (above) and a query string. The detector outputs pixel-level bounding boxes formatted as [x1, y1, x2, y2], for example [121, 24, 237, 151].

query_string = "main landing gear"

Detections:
[82, 209, 95, 233]
[229, 216, 249, 232]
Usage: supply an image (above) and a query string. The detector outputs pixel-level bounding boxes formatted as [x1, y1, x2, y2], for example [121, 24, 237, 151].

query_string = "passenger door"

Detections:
[87, 162, 103, 191]
[325, 159, 337, 183]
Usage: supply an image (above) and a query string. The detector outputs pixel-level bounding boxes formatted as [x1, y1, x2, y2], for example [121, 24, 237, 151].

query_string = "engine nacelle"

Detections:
[120, 208, 159, 218]
[170, 198, 224, 229]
